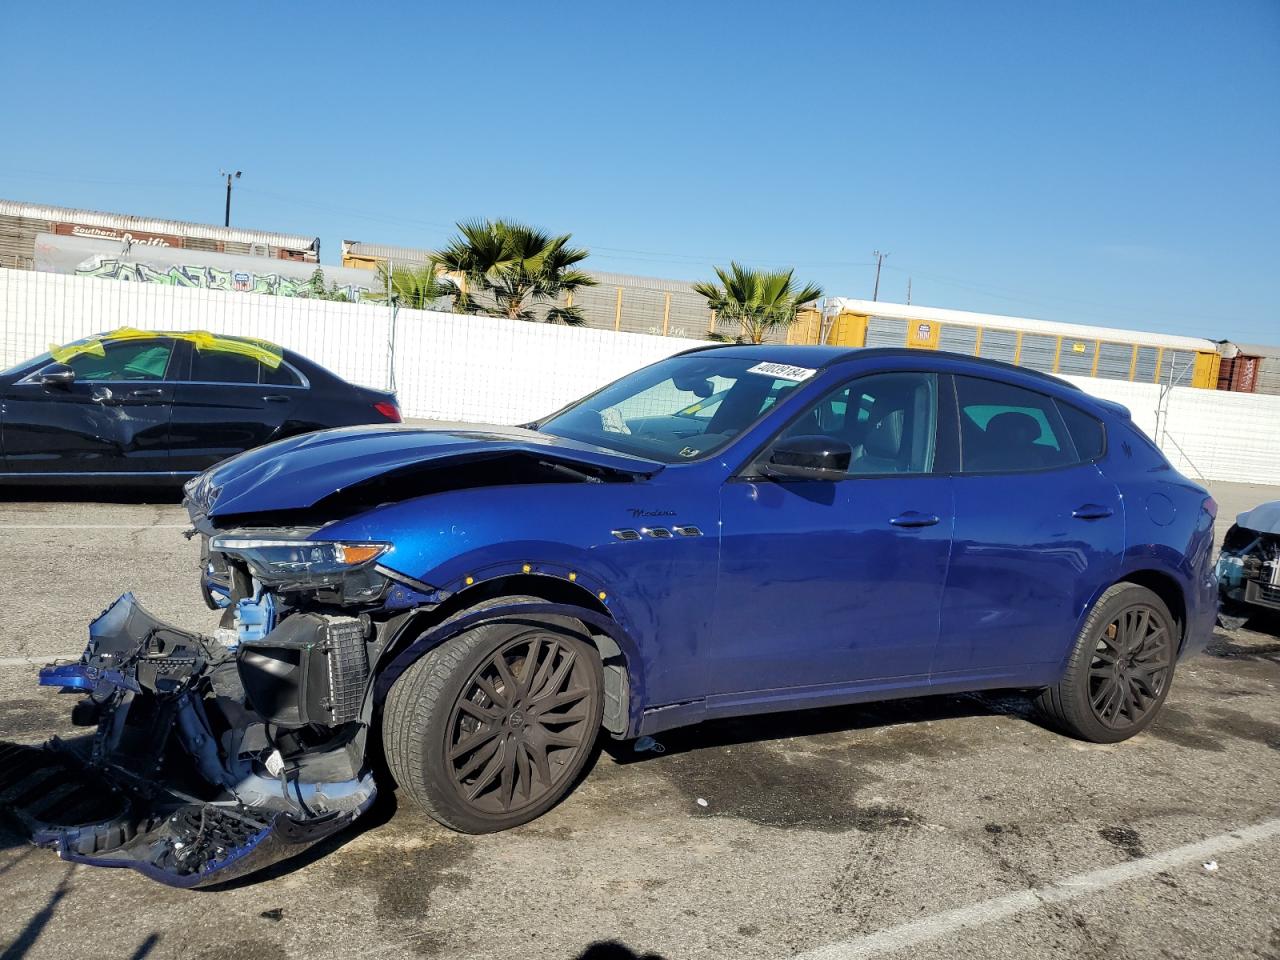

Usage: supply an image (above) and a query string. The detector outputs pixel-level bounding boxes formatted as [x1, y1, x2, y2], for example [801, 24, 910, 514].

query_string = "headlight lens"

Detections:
[211, 537, 390, 587]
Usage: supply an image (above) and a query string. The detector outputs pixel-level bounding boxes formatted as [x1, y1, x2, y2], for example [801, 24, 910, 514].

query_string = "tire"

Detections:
[1035, 583, 1178, 743]
[382, 608, 604, 833]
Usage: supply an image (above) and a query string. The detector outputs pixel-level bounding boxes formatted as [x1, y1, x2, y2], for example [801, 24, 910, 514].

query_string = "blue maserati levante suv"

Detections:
[14, 344, 1217, 885]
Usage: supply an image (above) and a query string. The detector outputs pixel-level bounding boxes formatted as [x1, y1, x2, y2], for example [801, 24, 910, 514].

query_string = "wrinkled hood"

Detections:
[1237, 501, 1280, 535]
[190, 423, 662, 518]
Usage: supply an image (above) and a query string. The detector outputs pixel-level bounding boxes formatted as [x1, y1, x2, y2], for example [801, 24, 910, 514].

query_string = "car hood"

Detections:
[1236, 500, 1280, 535]
[190, 423, 663, 518]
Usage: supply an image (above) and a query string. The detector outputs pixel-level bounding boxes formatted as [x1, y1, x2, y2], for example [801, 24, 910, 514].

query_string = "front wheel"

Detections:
[1035, 583, 1177, 743]
[382, 616, 603, 833]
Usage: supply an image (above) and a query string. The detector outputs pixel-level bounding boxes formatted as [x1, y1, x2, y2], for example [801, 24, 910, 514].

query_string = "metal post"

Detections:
[383, 259, 398, 394]
[220, 170, 241, 226]
[872, 251, 889, 301]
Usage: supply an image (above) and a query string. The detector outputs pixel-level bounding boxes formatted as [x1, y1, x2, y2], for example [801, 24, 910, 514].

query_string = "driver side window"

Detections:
[775, 371, 937, 476]
[62, 339, 174, 382]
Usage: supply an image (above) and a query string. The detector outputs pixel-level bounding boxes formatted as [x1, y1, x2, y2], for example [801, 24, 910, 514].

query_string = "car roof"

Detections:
[678, 343, 1081, 391]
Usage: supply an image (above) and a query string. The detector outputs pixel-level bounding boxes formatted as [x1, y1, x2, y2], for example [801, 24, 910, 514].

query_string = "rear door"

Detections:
[933, 374, 1124, 681]
[168, 344, 299, 473]
[0, 337, 176, 477]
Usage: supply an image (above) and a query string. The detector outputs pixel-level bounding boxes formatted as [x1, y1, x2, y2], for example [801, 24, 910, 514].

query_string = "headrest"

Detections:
[863, 409, 904, 458]
[985, 411, 1041, 446]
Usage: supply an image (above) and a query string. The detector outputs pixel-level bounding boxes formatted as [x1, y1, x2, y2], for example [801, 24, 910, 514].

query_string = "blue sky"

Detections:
[1, 0, 1276, 341]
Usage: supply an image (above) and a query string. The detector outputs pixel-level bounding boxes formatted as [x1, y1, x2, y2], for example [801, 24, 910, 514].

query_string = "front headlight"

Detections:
[211, 537, 390, 588]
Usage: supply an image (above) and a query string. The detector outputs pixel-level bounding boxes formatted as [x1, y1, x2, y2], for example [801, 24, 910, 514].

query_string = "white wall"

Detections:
[1, 268, 1276, 484]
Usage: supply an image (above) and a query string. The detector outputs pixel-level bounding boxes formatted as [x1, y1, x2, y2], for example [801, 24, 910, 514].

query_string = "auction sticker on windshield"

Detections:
[746, 362, 817, 381]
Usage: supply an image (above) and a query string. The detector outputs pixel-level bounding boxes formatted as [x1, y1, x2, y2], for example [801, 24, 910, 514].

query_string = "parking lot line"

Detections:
[0, 524, 190, 530]
[0, 655, 80, 668]
[794, 817, 1280, 960]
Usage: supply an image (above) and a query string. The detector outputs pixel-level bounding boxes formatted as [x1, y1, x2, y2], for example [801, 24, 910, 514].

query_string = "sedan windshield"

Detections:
[539, 355, 811, 462]
[1, 351, 51, 378]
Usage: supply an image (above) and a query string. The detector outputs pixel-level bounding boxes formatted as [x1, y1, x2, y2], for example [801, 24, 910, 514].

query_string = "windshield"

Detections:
[539, 355, 812, 463]
[1, 350, 51, 378]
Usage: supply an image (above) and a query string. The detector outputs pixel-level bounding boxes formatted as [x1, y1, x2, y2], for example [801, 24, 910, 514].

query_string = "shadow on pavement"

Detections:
[574, 942, 668, 960]
[0, 865, 73, 960]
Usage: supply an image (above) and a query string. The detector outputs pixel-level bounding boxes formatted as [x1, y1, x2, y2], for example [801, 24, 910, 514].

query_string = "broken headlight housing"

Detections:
[211, 536, 390, 596]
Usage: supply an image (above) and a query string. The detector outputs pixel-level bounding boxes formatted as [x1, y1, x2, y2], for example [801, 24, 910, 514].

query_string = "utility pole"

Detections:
[872, 250, 889, 301]
[220, 170, 242, 226]
[906, 276, 912, 305]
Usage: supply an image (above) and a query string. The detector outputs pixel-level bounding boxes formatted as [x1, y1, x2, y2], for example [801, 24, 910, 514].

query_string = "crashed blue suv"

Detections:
[14, 345, 1218, 885]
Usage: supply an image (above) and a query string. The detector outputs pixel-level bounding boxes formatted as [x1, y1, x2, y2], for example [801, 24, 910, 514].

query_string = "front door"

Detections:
[710, 371, 954, 700]
[0, 337, 176, 476]
[932, 375, 1125, 680]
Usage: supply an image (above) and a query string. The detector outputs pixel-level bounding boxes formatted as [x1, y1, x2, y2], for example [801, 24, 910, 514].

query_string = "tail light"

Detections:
[373, 400, 401, 423]
[1203, 495, 1218, 519]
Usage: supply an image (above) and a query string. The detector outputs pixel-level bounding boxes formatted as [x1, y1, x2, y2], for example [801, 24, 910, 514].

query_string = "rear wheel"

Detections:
[382, 614, 603, 833]
[1035, 583, 1177, 743]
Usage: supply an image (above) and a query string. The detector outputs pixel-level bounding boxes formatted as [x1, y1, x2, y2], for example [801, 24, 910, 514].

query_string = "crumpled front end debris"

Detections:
[2, 594, 377, 888]
[1217, 510, 1280, 619]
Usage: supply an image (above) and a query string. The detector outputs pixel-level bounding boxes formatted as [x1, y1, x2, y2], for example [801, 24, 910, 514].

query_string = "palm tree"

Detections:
[693, 262, 823, 344]
[431, 219, 596, 324]
[364, 262, 445, 309]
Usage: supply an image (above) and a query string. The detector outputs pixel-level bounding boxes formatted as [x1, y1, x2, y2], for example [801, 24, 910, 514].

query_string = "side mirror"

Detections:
[762, 435, 852, 481]
[38, 363, 76, 387]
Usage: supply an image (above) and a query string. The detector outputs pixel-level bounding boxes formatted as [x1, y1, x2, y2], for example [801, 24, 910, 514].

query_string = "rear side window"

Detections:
[190, 349, 260, 384]
[1056, 401, 1105, 460]
[262, 361, 302, 386]
[955, 376, 1076, 473]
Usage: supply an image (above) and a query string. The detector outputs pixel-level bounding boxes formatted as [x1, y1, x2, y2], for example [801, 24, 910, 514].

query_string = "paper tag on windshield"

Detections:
[746, 361, 817, 382]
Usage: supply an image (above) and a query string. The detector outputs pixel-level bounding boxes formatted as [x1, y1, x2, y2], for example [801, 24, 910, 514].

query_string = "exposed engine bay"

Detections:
[0, 429, 651, 886]
[1216, 501, 1280, 623]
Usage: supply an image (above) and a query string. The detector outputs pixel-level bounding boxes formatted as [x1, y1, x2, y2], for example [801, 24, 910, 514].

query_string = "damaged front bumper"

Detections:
[2, 594, 378, 888]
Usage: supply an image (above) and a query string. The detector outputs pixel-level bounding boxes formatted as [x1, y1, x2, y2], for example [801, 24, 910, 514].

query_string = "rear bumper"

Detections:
[1182, 560, 1220, 659]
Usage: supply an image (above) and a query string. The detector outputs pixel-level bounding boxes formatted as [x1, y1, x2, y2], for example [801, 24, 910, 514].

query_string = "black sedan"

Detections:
[0, 330, 401, 485]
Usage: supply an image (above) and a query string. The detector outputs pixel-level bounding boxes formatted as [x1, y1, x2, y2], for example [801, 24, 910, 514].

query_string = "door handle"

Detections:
[1072, 504, 1114, 520]
[889, 511, 940, 528]
[130, 388, 164, 398]
[262, 394, 289, 403]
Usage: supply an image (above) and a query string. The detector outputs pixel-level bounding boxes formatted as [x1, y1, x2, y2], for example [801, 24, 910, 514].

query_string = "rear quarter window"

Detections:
[1055, 401, 1105, 460]
[262, 361, 303, 386]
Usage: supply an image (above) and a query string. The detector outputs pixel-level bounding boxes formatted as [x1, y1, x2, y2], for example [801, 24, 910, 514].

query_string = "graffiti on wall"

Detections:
[74, 258, 374, 300]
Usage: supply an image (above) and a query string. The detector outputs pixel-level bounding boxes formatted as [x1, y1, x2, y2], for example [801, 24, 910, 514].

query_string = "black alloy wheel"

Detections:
[446, 631, 598, 816]
[1087, 603, 1173, 730]
[1035, 582, 1178, 744]
[382, 609, 604, 833]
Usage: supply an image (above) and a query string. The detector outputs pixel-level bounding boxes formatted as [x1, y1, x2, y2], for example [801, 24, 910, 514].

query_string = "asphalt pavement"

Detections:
[0, 479, 1277, 960]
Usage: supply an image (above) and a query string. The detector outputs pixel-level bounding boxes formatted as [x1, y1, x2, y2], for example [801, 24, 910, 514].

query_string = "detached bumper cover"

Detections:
[2, 594, 376, 888]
